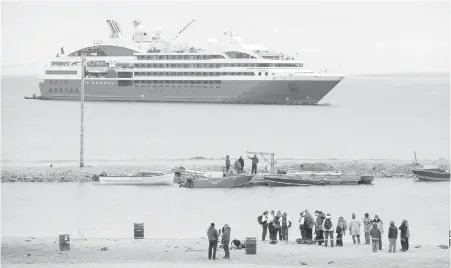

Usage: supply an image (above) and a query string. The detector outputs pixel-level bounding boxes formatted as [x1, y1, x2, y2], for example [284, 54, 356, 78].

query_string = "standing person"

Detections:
[349, 213, 361, 244]
[260, 211, 269, 241]
[388, 221, 398, 253]
[273, 211, 282, 241]
[322, 213, 334, 247]
[363, 213, 372, 245]
[281, 212, 292, 241]
[399, 219, 410, 252]
[247, 155, 259, 175]
[315, 212, 325, 245]
[304, 210, 314, 242]
[336, 216, 347, 246]
[225, 155, 231, 173]
[370, 222, 382, 252]
[221, 224, 231, 259]
[238, 156, 244, 172]
[234, 159, 241, 174]
[207, 223, 219, 260]
[372, 215, 384, 250]
[268, 210, 275, 242]
[298, 212, 306, 243]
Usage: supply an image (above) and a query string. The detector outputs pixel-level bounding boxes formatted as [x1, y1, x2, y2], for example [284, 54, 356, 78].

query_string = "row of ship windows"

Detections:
[135, 80, 222, 84]
[134, 63, 301, 68]
[49, 88, 79, 93]
[137, 55, 225, 60]
[134, 72, 258, 77]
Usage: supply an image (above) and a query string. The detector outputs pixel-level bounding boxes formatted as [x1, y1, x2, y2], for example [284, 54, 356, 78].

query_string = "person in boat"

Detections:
[322, 213, 335, 247]
[280, 212, 292, 241]
[314, 211, 325, 245]
[372, 215, 384, 250]
[348, 213, 361, 244]
[207, 223, 219, 260]
[388, 221, 398, 253]
[399, 219, 410, 252]
[370, 222, 382, 252]
[273, 211, 282, 241]
[234, 159, 242, 174]
[363, 213, 372, 245]
[238, 156, 244, 172]
[304, 210, 314, 242]
[225, 155, 231, 172]
[268, 210, 275, 241]
[260, 211, 269, 241]
[221, 224, 231, 259]
[247, 155, 259, 174]
[298, 212, 306, 242]
[336, 216, 347, 246]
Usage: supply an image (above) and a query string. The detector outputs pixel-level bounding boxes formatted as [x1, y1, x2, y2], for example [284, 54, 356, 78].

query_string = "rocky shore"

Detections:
[1, 160, 448, 183]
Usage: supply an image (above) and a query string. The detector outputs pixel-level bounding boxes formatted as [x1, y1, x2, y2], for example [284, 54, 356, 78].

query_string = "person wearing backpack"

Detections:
[336, 216, 347, 246]
[258, 211, 269, 241]
[322, 213, 335, 247]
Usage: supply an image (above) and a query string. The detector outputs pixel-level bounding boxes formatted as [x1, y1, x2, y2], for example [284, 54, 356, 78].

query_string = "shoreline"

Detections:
[1, 237, 449, 267]
[2, 159, 449, 183]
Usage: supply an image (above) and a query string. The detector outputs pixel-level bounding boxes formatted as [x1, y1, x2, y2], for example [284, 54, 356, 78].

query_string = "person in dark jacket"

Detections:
[221, 224, 231, 259]
[225, 155, 231, 172]
[315, 212, 325, 245]
[370, 222, 381, 252]
[399, 219, 410, 252]
[207, 223, 219, 260]
[238, 157, 244, 172]
[261, 211, 269, 241]
[388, 221, 398, 253]
[248, 155, 259, 174]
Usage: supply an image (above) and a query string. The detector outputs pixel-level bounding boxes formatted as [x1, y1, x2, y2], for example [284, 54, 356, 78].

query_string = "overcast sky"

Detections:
[1, 0, 449, 75]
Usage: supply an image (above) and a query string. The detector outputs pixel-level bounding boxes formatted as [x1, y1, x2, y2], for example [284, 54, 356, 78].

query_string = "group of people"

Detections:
[225, 155, 260, 175]
[207, 223, 245, 260]
[258, 210, 411, 253]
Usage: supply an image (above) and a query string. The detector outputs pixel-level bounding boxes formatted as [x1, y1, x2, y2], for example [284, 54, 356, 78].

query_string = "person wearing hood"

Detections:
[260, 211, 269, 241]
[234, 159, 242, 174]
[238, 157, 244, 172]
[315, 212, 325, 245]
[372, 215, 384, 250]
[268, 210, 275, 241]
[207, 223, 220, 260]
[363, 213, 372, 245]
[399, 219, 410, 251]
[369, 222, 382, 252]
[221, 224, 231, 259]
[304, 210, 314, 242]
[273, 211, 282, 241]
[349, 213, 361, 244]
[298, 212, 306, 243]
[322, 213, 334, 247]
[281, 212, 292, 241]
[388, 221, 398, 253]
[336, 216, 347, 246]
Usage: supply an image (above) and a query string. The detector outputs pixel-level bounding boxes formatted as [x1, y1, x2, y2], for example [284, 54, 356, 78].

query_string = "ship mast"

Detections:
[80, 54, 86, 168]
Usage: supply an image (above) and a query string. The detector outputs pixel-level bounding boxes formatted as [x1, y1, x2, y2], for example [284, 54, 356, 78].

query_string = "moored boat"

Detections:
[96, 171, 175, 185]
[179, 174, 253, 188]
[359, 175, 375, 184]
[285, 171, 369, 185]
[262, 175, 319, 186]
[412, 165, 450, 182]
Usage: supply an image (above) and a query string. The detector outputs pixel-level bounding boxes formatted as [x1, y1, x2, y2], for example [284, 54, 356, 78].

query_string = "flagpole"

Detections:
[80, 54, 86, 168]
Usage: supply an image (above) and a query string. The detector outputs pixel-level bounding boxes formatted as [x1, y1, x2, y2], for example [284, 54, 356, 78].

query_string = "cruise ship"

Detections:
[29, 20, 345, 105]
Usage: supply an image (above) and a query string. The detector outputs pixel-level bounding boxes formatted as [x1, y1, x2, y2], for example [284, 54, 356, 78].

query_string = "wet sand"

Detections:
[1, 237, 449, 268]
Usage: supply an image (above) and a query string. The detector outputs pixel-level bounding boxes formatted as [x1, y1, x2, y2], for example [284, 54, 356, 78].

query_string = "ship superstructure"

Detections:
[34, 20, 344, 105]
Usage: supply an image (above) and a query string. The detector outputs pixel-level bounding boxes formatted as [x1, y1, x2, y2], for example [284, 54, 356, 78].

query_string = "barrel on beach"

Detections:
[134, 223, 144, 239]
[245, 237, 257, 254]
[59, 234, 70, 251]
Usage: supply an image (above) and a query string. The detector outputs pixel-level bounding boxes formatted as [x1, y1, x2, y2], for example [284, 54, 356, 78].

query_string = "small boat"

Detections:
[179, 174, 253, 188]
[359, 175, 375, 184]
[262, 175, 318, 186]
[96, 171, 175, 185]
[412, 165, 450, 182]
[284, 171, 370, 185]
[173, 168, 224, 184]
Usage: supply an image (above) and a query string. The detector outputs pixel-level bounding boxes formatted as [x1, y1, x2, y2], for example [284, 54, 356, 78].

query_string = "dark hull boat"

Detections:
[179, 174, 254, 188]
[412, 168, 450, 182]
[264, 173, 374, 186]
[359, 175, 375, 184]
[262, 175, 320, 186]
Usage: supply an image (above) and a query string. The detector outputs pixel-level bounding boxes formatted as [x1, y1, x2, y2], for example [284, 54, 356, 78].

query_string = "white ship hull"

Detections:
[98, 172, 175, 185]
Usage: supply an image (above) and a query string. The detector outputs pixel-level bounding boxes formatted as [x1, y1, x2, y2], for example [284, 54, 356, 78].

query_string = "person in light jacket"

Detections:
[388, 221, 398, 253]
[299, 212, 306, 242]
[261, 211, 269, 241]
[372, 215, 384, 250]
[322, 213, 335, 247]
[221, 224, 231, 259]
[348, 213, 361, 244]
[234, 159, 241, 174]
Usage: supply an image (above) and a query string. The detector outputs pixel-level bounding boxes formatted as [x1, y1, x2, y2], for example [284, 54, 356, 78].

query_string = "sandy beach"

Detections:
[1, 237, 449, 268]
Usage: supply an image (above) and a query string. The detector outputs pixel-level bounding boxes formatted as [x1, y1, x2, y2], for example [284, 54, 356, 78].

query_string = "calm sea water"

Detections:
[1, 74, 449, 161]
[1, 179, 449, 246]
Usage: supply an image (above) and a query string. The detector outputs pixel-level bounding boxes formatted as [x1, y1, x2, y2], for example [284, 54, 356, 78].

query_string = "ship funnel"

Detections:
[133, 20, 141, 29]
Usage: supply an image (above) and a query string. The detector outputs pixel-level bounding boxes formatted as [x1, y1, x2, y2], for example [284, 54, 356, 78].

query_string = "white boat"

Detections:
[97, 171, 175, 185]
